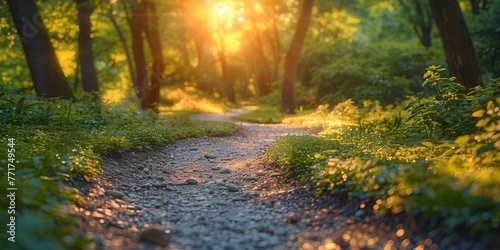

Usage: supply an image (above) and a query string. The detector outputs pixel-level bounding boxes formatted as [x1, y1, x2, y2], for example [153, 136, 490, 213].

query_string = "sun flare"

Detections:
[207, 0, 243, 52]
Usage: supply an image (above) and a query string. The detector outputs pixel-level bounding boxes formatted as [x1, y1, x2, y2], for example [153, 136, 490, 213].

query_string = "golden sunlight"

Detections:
[207, 0, 237, 29]
[102, 89, 126, 104]
[207, 0, 243, 52]
[55, 50, 76, 76]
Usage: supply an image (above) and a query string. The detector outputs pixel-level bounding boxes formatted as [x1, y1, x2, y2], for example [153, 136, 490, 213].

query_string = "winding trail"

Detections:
[75, 108, 472, 250]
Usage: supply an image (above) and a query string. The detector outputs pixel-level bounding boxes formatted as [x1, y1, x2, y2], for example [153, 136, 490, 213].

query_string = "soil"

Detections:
[74, 108, 491, 250]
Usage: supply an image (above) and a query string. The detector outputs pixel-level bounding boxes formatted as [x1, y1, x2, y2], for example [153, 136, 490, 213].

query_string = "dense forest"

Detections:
[0, 0, 499, 249]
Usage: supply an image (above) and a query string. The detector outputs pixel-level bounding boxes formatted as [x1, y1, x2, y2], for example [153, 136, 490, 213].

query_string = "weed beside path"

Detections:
[75, 108, 495, 249]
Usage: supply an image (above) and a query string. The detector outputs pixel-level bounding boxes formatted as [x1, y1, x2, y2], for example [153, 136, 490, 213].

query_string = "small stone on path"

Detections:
[226, 183, 240, 192]
[256, 171, 266, 176]
[105, 190, 125, 199]
[257, 182, 271, 190]
[186, 178, 199, 185]
[270, 172, 284, 177]
[204, 154, 217, 159]
[138, 228, 169, 247]
[220, 168, 232, 174]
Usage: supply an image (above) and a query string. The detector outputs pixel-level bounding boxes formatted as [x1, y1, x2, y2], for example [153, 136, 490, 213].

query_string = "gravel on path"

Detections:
[75, 109, 487, 250]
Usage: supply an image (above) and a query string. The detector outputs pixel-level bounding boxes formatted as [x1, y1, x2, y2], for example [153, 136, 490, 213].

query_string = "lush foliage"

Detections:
[267, 73, 500, 242]
[0, 89, 235, 249]
[2, 1, 498, 108]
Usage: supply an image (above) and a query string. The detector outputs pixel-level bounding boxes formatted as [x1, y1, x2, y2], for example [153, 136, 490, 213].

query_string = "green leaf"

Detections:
[471, 110, 485, 118]
[454, 135, 470, 145]
[477, 144, 496, 155]
[421, 141, 434, 148]
[476, 117, 491, 127]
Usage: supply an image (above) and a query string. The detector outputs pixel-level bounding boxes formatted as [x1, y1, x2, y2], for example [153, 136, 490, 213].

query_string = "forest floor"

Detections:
[75, 108, 481, 250]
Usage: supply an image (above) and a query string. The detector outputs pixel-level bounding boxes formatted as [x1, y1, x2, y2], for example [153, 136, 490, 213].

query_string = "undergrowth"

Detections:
[0, 89, 235, 249]
[267, 67, 500, 244]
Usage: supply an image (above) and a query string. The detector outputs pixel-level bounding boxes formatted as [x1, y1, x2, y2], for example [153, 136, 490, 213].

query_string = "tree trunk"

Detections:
[470, 0, 489, 15]
[142, 0, 165, 112]
[218, 45, 236, 103]
[108, 10, 136, 88]
[399, 0, 433, 48]
[282, 0, 314, 114]
[413, 0, 433, 48]
[176, 8, 191, 69]
[429, 0, 483, 90]
[127, 2, 149, 109]
[76, 0, 99, 93]
[267, 22, 282, 82]
[6, 0, 73, 99]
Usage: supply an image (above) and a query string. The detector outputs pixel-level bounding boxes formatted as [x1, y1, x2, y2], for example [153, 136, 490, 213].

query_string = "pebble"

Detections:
[153, 182, 168, 188]
[105, 190, 125, 199]
[77, 116, 471, 250]
[186, 179, 199, 185]
[286, 214, 301, 224]
[226, 183, 240, 192]
[354, 209, 365, 217]
[204, 154, 217, 159]
[243, 176, 259, 181]
[262, 200, 274, 208]
[220, 168, 232, 174]
[257, 182, 271, 190]
[256, 171, 267, 176]
[270, 173, 284, 177]
[138, 228, 169, 247]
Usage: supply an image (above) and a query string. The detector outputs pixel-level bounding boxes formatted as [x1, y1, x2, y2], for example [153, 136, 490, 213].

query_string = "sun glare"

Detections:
[214, 4, 230, 15]
[207, 0, 243, 52]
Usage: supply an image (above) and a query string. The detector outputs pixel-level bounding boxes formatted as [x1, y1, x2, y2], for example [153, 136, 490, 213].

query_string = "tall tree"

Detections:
[6, 0, 73, 99]
[282, 0, 314, 114]
[126, 1, 149, 109]
[215, 31, 236, 103]
[142, 0, 165, 112]
[398, 0, 433, 47]
[126, 0, 165, 112]
[76, 0, 99, 93]
[429, 0, 483, 90]
[470, 0, 489, 15]
[107, 9, 136, 88]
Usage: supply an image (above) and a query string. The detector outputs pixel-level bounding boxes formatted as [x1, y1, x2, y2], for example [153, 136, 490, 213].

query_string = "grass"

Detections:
[266, 97, 500, 245]
[234, 105, 313, 124]
[0, 89, 235, 249]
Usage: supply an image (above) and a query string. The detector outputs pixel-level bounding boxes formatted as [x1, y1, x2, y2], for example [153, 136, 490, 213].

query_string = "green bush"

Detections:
[268, 76, 500, 241]
[0, 89, 235, 249]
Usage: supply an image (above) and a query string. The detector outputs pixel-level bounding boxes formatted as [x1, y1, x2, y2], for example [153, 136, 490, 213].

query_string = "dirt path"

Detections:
[75, 109, 478, 250]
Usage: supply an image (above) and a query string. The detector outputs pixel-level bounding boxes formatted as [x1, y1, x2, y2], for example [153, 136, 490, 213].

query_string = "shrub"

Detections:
[0, 89, 235, 249]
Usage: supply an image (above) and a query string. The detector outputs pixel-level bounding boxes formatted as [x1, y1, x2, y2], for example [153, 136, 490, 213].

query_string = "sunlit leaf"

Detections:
[454, 135, 470, 145]
[485, 121, 496, 132]
[476, 117, 491, 127]
[472, 110, 486, 118]
[83, 175, 91, 182]
[421, 141, 433, 148]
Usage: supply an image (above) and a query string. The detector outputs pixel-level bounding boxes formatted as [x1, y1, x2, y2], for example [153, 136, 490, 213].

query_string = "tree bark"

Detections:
[398, 0, 433, 48]
[429, 0, 483, 90]
[127, 1, 149, 109]
[282, 0, 314, 114]
[107, 10, 136, 88]
[218, 44, 236, 103]
[6, 0, 73, 99]
[470, 0, 489, 15]
[76, 0, 99, 93]
[142, 0, 165, 112]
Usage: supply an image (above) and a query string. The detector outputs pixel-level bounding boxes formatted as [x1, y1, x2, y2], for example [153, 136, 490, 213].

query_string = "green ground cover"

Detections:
[0, 89, 235, 249]
[266, 68, 500, 243]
